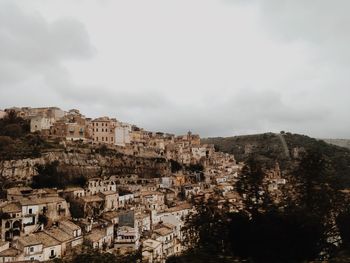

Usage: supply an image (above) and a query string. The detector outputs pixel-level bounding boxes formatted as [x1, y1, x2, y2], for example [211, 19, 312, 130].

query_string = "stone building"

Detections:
[91, 117, 117, 144]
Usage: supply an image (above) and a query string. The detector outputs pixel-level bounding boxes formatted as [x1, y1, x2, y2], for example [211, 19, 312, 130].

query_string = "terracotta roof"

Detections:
[0, 247, 21, 257]
[99, 191, 118, 196]
[165, 203, 192, 213]
[59, 220, 81, 231]
[19, 196, 65, 206]
[86, 229, 105, 243]
[142, 239, 161, 250]
[64, 187, 84, 192]
[81, 195, 103, 203]
[154, 227, 173, 236]
[18, 234, 42, 247]
[35, 232, 60, 247]
[45, 228, 73, 243]
[102, 211, 119, 221]
[1, 202, 21, 213]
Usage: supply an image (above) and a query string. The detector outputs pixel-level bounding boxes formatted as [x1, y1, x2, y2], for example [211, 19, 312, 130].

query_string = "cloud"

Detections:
[0, 0, 95, 103]
[0, 0, 349, 139]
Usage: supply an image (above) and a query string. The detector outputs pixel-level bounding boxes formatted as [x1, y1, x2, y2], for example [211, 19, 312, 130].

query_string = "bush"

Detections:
[32, 161, 87, 189]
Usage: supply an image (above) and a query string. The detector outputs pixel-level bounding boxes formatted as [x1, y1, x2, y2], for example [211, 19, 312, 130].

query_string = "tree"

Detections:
[32, 161, 87, 189]
[170, 159, 182, 173]
[236, 155, 272, 215]
[69, 249, 142, 263]
[2, 124, 23, 138]
[178, 196, 326, 263]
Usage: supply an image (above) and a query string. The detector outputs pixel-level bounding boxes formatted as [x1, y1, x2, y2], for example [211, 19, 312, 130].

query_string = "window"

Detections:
[29, 208, 32, 214]
[96, 128, 99, 132]
[30, 247, 34, 252]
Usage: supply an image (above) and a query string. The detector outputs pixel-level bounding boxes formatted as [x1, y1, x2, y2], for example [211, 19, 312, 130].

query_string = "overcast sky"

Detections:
[0, 0, 349, 138]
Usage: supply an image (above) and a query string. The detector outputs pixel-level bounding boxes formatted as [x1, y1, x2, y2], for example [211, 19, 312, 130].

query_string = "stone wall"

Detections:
[0, 151, 171, 184]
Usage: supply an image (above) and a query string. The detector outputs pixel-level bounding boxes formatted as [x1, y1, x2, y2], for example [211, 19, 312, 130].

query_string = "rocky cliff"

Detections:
[0, 150, 170, 184]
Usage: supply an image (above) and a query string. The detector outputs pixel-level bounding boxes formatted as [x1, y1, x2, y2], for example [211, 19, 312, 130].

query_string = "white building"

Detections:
[115, 123, 131, 146]
[115, 226, 140, 251]
[14, 232, 62, 262]
[118, 194, 134, 208]
[142, 239, 163, 263]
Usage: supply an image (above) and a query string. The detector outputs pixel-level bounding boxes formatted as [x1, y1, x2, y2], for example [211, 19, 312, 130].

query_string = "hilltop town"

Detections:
[0, 106, 264, 262]
[1, 106, 350, 262]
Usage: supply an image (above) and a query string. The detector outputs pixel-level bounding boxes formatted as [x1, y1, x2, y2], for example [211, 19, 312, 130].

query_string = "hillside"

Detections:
[203, 132, 350, 188]
[322, 139, 350, 150]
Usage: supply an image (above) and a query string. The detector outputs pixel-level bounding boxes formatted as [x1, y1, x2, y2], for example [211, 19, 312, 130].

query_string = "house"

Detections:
[153, 224, 176, 258]
[14, 232, 62, 262]
[215, 176, 228, 184]
[114, 226, 140, 251]
[58, 220, 83, 244]
[30, 116, 54, 133]
[163, 202, 192, 221]
[62, 187, 85, 199]
[135, 212, 151, 233]
[160, 215, 184, 254]
[182, 185, 201, 198]
[98, 191, 118, 211]
[118, 193, 134, 208]
[101, 211, 119, 225]
[91, 117, 117, 145]
[44, 220, 83, 255]
[86, 178, 117, 196]
[140, 191, 165, 212]
[142, 239, 163, 263]
[159, 177, 173, 189]
[85, 224, 114, 250]
[6, 187, 34, 201]
[0, 110, 6, 119]
[0, 245, 21, 263]
[44, 228, 74, 256]
[20, 196, 70, 224]
[0, 202, 22, 241]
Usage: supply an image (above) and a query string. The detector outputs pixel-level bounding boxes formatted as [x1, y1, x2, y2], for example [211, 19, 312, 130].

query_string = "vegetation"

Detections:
[170, 159, 182, 173]
[203, 132, 350, 188]
[53, 249, 141, 263]
[68, 198, 85, 219]
[172, 146, 350, 262]
[186, 163, 204, 172]
[32, 161, 87, 189]
[0, 110, 61, 160]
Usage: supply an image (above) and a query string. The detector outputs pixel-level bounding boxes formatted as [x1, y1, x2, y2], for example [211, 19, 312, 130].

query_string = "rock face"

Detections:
[0, 151, 170, 183]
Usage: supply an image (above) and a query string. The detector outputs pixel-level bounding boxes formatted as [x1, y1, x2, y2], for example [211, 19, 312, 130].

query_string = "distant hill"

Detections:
[202, 132, 350, 188]
[322, 139, 350, 150]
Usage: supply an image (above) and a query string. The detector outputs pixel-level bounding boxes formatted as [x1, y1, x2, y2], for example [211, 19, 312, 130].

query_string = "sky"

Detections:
[0, 0, 349, 138]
